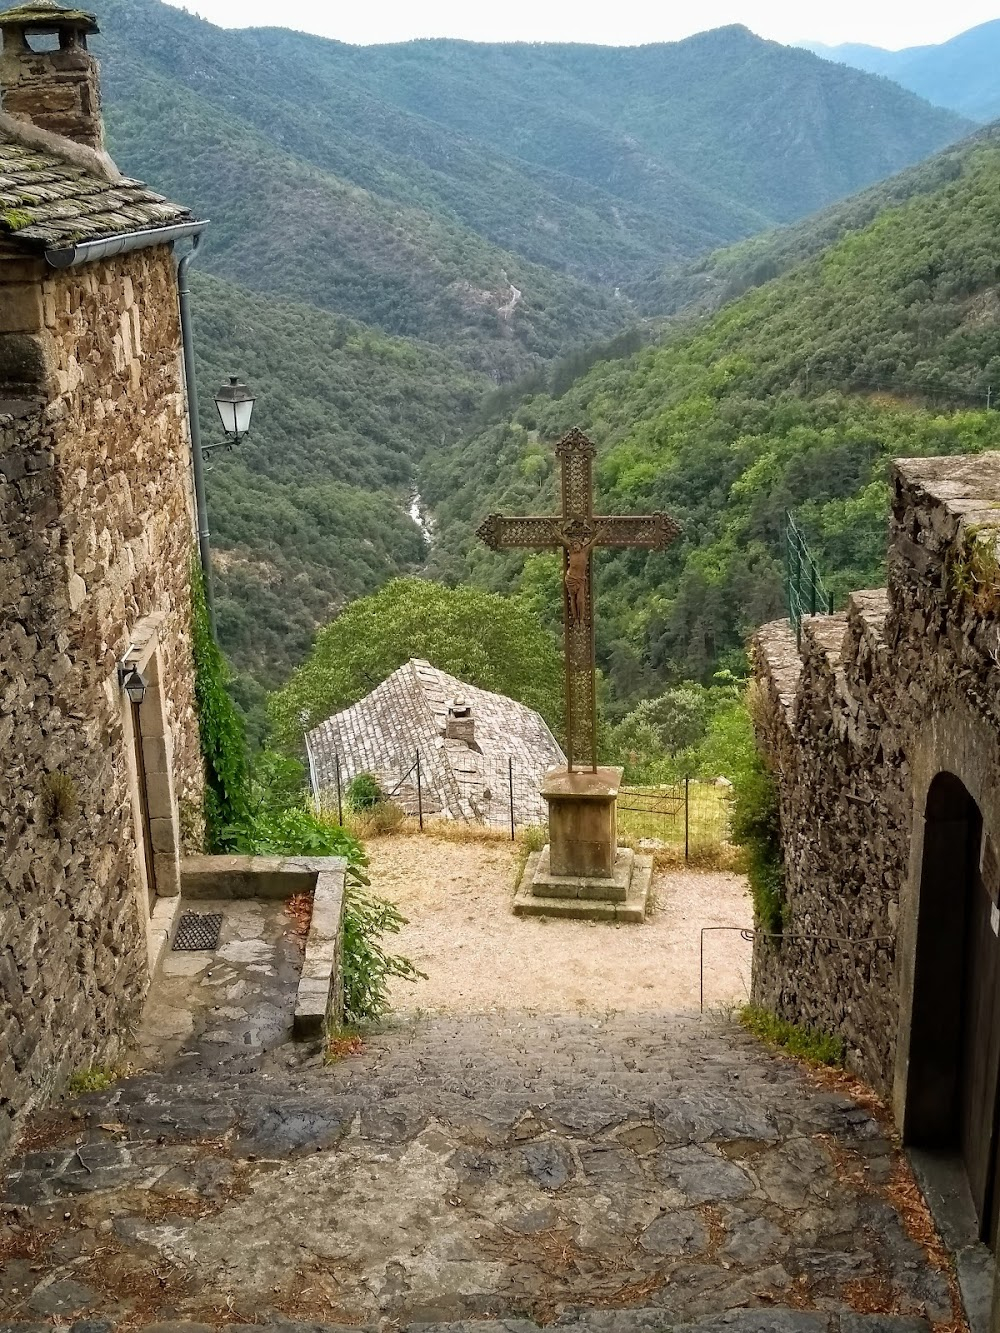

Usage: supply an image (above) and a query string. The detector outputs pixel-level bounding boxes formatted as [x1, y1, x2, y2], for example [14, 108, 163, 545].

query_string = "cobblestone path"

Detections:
[0, 1011, 958, 1333]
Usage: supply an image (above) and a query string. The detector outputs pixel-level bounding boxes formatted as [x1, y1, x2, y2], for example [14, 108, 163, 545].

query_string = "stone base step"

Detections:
[513, 850, 653, 922]
[529, 844, 634, 901]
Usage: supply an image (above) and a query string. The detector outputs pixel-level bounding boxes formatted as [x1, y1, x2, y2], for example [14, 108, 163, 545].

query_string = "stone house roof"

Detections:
[305, 659, 565, 828]
[0, 129, 193, 250]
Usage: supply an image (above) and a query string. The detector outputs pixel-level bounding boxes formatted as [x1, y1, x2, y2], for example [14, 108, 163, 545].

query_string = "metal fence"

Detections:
[785, 510, 834, 644]
[617, 777, 732, 859]
[316, 751, 548, 837]
[317, 754, 733, 859]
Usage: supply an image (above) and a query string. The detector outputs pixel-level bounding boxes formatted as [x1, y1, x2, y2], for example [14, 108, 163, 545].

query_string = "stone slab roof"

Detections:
[305, 659, 566, 829]
[0, 128, 192, 250]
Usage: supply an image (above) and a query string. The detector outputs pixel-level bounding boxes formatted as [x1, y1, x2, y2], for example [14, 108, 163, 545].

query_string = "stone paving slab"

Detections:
[0, 1013, 960, 1330]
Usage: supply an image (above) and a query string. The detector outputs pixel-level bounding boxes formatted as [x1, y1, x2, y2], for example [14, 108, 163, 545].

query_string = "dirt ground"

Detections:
[369, 833, 753, 1016]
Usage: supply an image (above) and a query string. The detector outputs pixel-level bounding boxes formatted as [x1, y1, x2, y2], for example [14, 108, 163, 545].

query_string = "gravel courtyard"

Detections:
[370, 832, 754, 1016]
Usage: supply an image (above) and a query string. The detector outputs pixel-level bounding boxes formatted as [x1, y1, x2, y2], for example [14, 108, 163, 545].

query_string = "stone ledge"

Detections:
[514, 850, 653, 922]
[530, 844, 633, 901]
[178, 855, 347, 1039]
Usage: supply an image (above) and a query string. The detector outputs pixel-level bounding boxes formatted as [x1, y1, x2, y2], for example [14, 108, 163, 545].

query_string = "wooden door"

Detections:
[131, 699, 157, 912]
[960, 821, 1000, 1245]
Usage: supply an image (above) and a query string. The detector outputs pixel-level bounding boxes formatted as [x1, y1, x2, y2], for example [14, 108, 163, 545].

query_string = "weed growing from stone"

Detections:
[512, 823, 547, 885]
[67, 1064, 122, 1094]
[739, 1004, 845, 1066]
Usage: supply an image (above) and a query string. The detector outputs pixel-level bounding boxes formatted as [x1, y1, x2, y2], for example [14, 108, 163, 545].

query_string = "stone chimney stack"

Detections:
[445, 699, 476, 745]
[0, 1, 104, 151]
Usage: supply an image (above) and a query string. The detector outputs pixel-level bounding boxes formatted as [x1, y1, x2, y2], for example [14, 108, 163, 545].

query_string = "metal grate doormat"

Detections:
[172, 911, 223, 951]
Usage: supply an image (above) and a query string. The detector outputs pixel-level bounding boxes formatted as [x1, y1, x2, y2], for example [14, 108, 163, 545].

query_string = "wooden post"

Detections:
[415, 751, 423, 831]
[684, 776, 690, 862]
[335, 754, 343, 827]
[509, 756, 515, 842]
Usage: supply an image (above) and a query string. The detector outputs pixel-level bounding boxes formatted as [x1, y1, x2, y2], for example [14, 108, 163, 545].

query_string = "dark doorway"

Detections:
[131, 699, 157, 912]
[906, 772, 1000, 1246]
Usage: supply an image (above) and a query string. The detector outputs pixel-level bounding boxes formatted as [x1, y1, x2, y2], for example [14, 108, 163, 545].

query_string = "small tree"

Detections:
[269, 577, 563, 748]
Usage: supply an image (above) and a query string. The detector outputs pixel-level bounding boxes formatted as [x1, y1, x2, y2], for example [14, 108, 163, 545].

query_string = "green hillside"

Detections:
[631, 124, 1000, 317]
[55, 0, 974, 691]
[92, 0, 968, 318]
[189, 273, 480, 684]
[423, 140, 1000, 704]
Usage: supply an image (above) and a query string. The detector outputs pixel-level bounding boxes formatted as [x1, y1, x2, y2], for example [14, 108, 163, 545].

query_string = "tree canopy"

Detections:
[268, 578, 563, 749]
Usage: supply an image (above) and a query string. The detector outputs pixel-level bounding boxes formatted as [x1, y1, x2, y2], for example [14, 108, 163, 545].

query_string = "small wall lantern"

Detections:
[212, 377, 256, 449]
[119, 663, 148, 705]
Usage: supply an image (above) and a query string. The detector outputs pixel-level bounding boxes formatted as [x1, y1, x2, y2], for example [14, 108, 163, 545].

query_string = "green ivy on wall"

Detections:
[190, 555, 250, 850]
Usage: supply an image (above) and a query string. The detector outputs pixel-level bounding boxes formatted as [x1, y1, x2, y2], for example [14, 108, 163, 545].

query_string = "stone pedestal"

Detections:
[543, 765, 622, 878]
[513, 765, 653, 922]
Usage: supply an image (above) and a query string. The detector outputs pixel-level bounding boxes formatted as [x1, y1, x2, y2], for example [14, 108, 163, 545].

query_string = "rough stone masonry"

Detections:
[0, 2, 204, 1161]
[752, 452, 1000, 1113]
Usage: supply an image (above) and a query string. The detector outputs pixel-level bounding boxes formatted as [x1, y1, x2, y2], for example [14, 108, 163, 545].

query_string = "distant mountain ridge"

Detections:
[804, 21, 1000, 123]
[40, 0, 973, 686]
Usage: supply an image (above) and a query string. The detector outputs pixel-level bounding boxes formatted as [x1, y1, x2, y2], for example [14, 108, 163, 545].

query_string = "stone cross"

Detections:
[477, 427, 680, 771]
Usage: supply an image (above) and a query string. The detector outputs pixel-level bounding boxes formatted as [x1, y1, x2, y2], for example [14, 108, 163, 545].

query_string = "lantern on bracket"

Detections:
[208, 377, 256, 457]
[118, 662, 148, 705]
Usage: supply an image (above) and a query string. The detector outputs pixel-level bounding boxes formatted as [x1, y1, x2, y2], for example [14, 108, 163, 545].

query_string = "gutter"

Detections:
[175, 230, 217, 638]
[44, 219, 208, 269]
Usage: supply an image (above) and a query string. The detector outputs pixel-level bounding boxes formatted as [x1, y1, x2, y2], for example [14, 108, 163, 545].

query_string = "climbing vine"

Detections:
[190, 554, 250, 849]
[730, 755, 785, 935]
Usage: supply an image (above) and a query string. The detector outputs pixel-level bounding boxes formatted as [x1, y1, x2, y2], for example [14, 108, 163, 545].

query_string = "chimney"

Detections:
[0, 1, 103, 151]
[445, 698, 476, 745]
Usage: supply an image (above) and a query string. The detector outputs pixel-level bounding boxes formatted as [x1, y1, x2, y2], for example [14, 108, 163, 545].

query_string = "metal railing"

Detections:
[785, 511, 834, 644]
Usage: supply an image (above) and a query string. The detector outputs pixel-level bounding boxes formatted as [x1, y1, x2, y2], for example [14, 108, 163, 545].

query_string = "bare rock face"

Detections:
[0, 245, 203, 1160]
[751, 452, 1000, 1098]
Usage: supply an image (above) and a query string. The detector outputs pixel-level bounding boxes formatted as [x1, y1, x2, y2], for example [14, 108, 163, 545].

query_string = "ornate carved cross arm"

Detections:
[593, 513, 681, 549]
[476, 514, 563, 551]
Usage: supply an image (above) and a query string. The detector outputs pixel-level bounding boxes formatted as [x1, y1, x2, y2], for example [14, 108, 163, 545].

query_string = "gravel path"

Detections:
[369, 833, 753, 1016]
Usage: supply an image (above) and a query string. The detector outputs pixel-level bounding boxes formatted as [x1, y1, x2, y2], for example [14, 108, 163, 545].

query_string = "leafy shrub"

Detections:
[233, 792, 422, 1021]
[341, 887, 426, 1022]
[347, 772, 386, 811]
[730, 756, 785, 933]
[190, 555, 250, 850]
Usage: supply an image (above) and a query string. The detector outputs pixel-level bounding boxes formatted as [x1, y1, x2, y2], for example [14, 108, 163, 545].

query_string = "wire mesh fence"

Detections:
[315, 751, 550, 837]
[617, 777, 732, 860]
[315, 752, 734, 861]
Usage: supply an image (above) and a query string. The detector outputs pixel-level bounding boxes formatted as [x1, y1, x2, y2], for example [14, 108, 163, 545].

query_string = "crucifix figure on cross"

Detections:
[478, 427, 680, 772]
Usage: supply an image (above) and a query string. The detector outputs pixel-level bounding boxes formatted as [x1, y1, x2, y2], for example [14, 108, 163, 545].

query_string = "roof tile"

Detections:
[0, 131, 194, 250]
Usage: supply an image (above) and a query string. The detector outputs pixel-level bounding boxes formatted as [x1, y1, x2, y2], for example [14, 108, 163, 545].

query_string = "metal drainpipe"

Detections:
[176, 234, 217, 637]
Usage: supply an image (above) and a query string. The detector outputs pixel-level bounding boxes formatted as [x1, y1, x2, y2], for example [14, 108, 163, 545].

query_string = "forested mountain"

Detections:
[65, 0, 974, 687]
[806, 22, 1000, 124]
[94, 0, 969, 314]
[633, 124, 1000, 317]
[422, 138, 1000, 706]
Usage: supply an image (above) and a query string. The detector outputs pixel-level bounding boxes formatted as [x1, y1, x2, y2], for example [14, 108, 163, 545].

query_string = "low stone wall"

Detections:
[181, 856, 348, 1037]
[751, 453, 1000, 1098]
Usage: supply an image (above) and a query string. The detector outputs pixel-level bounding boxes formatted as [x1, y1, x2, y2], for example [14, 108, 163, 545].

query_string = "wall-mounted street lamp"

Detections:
[207, 377, 256, 457]
[176, 235, 260, 640]
[118, 662, 148, 705]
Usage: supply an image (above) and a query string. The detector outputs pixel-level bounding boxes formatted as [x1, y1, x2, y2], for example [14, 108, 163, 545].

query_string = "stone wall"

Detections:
[0, 245, 202, 1159]
[752, 453, 1000, 1099]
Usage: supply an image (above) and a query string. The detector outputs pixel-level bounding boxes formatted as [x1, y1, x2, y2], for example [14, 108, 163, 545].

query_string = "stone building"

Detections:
[0, 1, 205, 1157]
[753, 452, 1000, 1267]
[306, 658, 565, 827]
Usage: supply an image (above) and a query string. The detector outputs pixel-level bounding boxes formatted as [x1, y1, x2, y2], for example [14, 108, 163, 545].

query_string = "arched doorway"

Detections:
[905, 771, 1000, 1245]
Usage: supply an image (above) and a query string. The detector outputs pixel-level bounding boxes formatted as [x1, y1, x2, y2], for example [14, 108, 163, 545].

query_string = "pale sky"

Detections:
[165, 0, 999, 51]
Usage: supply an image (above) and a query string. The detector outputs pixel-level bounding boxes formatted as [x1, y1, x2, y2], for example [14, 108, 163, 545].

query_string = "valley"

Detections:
[82, 0, 1000, 747]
